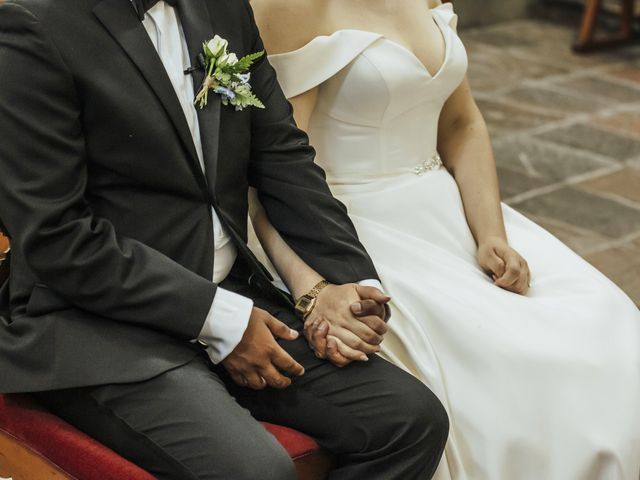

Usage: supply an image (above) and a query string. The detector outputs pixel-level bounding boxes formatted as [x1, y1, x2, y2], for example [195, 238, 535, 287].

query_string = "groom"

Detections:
[0, 0, 448, 478]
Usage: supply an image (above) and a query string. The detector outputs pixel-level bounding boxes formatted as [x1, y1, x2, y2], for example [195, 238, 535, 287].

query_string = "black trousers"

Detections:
[36, 294, 448, 480]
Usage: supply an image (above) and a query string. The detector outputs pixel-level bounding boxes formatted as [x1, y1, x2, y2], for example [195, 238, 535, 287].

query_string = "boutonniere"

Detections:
[194, 35, 265, 111]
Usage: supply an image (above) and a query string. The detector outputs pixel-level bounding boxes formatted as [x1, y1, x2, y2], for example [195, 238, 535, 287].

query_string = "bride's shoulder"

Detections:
[250, 0, 326, 54]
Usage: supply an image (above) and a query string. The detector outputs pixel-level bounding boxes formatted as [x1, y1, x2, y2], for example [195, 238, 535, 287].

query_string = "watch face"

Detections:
[303, 297, 318, 318]
[296, 296, 318, 319]
[296, 296, 313, 315]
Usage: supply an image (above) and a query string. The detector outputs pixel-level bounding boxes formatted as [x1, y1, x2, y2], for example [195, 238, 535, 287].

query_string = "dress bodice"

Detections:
[269, 4, 468, 184]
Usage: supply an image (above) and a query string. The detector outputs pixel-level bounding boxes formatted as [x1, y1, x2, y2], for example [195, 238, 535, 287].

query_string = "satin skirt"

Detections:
[249, 167, 640, 480]
[330, 168, 640, 480]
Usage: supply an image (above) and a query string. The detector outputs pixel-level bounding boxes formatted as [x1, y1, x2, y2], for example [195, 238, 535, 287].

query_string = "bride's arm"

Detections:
[249, 90, 388, 364]
[249, 90, 321, 300]
[247, 0, 326, 300]
[249, 0, 389, 359]
[438, 77, 531, 294]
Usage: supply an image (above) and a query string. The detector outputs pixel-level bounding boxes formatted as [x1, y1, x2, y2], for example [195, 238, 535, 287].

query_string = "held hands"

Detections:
[477, 236, 531, 295]
[222, 307, 305, 390]
[304, 284, 390, 367]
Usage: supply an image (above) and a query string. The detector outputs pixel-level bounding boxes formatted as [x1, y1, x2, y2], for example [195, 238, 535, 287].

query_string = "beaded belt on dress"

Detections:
[413, 153, 443, 176]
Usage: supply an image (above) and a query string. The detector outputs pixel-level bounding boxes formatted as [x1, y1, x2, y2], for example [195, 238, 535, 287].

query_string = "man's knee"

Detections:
[250, 443, 297, 480]
[212, 434, 296, 480]
[263, 449, 297, 480]
[397, 375, 450, 457]
[416, 388, 449, 456]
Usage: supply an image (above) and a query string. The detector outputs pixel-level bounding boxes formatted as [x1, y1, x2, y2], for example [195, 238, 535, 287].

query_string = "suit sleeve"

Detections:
[242, 1, 380, 285]
[0, 4, 215, 340]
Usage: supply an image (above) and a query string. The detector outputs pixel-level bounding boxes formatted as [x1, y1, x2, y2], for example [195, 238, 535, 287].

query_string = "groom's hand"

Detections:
[350, 285, 391, 322]
[304, 284, 388, 367]
[223, 307, 305, 390]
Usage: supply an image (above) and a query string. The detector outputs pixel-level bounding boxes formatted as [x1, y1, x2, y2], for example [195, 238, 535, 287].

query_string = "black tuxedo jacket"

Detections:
[0, 0, 378, 393]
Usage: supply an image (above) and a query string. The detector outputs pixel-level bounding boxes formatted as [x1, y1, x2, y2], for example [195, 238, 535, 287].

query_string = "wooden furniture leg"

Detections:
[573, 0, 637, 52]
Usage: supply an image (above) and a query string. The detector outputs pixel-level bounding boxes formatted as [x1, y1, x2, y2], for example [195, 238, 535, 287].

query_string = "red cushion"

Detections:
[0, 393, 322, 480]
[262, 422, 321, 459]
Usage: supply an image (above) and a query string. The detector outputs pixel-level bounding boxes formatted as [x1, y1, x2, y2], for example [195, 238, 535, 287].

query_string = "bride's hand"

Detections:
[303, 284, 387, 366]
[477, 237, 531, 295]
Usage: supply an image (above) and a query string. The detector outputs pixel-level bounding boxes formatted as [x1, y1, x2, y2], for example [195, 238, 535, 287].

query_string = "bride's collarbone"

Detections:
[255, 0, 446, 71]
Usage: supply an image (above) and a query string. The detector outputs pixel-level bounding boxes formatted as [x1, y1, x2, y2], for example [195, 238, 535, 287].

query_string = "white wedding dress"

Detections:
[252, 4, 640, 479]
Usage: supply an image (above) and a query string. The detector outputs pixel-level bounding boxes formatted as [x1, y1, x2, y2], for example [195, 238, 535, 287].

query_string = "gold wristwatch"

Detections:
[294, 280, 329, 319]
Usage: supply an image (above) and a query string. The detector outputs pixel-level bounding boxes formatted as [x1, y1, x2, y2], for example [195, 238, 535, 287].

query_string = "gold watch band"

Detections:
[304, 279, 329, 302]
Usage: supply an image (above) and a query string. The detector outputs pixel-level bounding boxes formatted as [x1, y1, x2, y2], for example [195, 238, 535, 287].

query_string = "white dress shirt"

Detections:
[140, 2, 385, 363]
[142, 3, 251, 364]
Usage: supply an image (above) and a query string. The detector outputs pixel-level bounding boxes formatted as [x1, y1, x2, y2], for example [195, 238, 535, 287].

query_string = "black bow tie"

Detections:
[131, 0, 177, 21]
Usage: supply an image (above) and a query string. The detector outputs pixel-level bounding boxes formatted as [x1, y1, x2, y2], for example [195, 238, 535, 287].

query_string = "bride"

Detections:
[246, 0, 640, 478]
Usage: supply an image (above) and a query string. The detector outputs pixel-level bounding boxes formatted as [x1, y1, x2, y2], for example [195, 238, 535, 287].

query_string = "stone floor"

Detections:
[460, 18, 640, 306]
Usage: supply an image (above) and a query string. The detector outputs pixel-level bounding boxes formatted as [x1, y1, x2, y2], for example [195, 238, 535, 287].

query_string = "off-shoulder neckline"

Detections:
[269, 5, 452, 79]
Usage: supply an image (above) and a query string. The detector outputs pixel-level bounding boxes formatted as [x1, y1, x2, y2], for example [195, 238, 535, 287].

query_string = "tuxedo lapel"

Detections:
[93, 0, 209, 196]
[176, 0, 221, 190]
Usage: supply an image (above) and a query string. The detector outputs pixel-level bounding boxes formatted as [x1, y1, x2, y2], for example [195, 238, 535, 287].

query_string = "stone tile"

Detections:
[476, 99, 563, 136]
[466, 45, 571, 93]
[554, 75, 640, 103]
[462, 20, 570, 53]
[594, 44, 640, 65]
[511, 186, 640, 238]
[590, 110, 640, 139]
[497, 166, 548, 199]
[627, 155, 640, 168]
[585, 242, 640, 306]
[463, 20, 634, 68]
[608, 65, 640, 85]
[502, 86, 610, 115]
[576, 166, 640, 205]
[493, 138, 615, 182]
[611, 53, 640, 69]
[461, 26, 542, 50]
[522, 213, 612, 255]
[536, 123, 640, 161]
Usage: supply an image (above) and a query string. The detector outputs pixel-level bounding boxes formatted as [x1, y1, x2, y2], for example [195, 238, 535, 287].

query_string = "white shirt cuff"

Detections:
[198, 287, 254, 364]
[357, 279, 384, 292]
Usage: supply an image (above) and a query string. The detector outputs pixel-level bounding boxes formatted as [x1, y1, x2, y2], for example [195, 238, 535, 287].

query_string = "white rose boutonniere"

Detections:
[194, 35, 265, 111]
